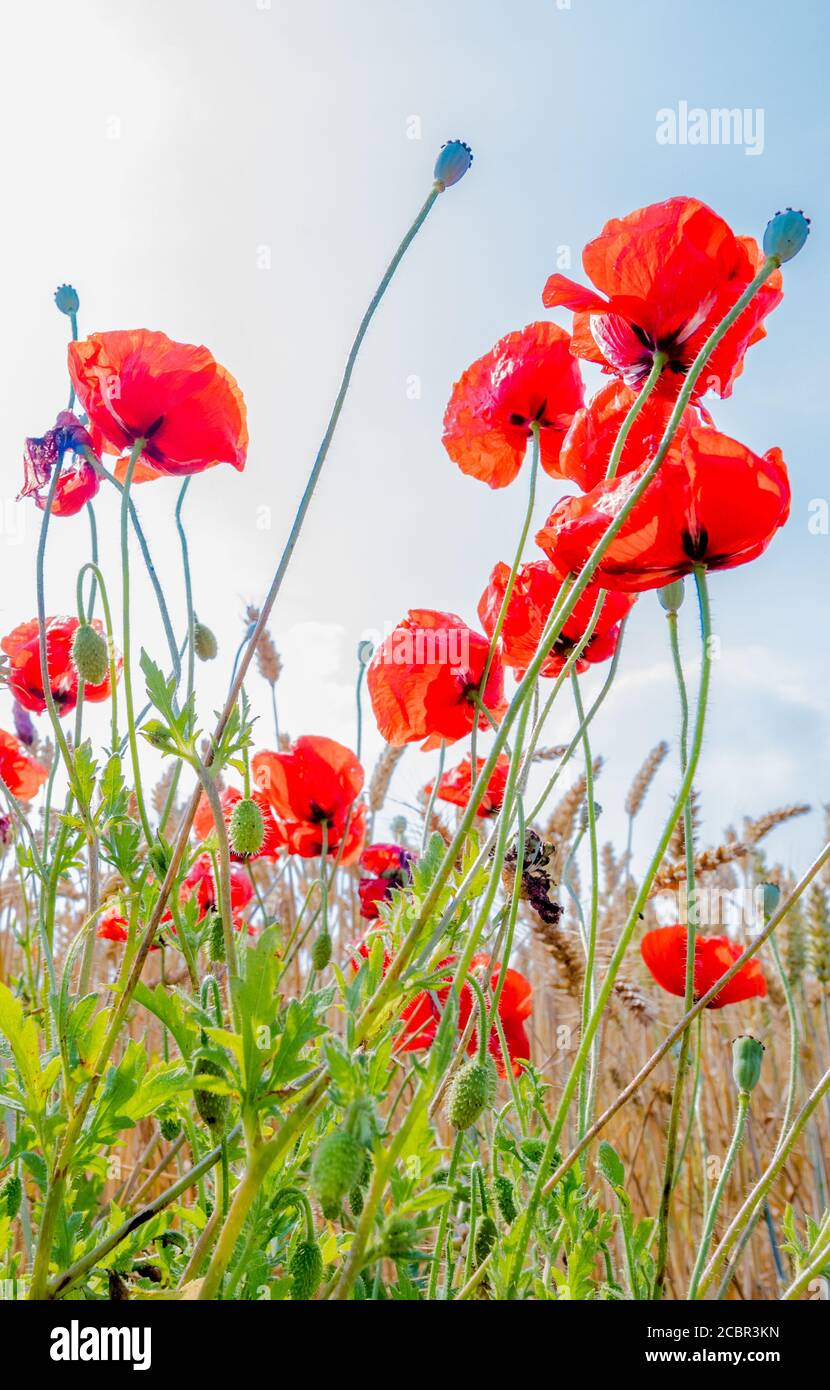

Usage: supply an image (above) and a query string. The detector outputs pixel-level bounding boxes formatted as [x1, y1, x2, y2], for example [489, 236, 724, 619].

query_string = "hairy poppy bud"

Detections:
[289, 1239, 323, 1300]
[383, 1215, 417, 1258]
[434, 140, 473, 190]
[311, 929, 332, 972]
[54, 284, 80, 316]
[71, 622, 109, 686]
[349, 1149, 373, 1215]
[658, 579, 685, 613]
[193, 621, 218, 662]
[447, 1056, 497, 1131]
[193, 1056, 231, 1135]
[311, 1131, 364, 1214]
[0, 1173, 22, 1219]
[159, 1110, 182, 1143]
[492, 1175, 517, 1225]
[474, 1214, 497, 1265]
[763, 209, 810, 264]
[208, 913, 225, 963]
[732, 1035, 764, 1094]
[229, 797, 265, 857]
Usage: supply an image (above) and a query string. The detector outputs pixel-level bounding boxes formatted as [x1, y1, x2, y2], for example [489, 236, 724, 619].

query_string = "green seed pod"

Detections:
[208, 913, 225, 963]
[311, 1131, 364, 1213]
[71, 622, 109, 686]
[193, 1056, 231, 1136]
[0, 1173, 22, 1219]
[193, 621, 218, 662]
[289, 1239, 323, 1300]
[657, 579, 685, 614]
[229, 797, 265, 857]
[159, 1110, 182, 1143]
[383, 1215, 416, 1258]
[474, 1214, 497, 1265]
[311, 929, 332, 972]
[447, 1056, 497, 1131]
[492, 1175, 517, 1225]
[732, 1035, 765, 1095]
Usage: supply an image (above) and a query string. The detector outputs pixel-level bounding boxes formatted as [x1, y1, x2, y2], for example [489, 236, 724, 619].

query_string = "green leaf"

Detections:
[597, 1140, 625, 1190]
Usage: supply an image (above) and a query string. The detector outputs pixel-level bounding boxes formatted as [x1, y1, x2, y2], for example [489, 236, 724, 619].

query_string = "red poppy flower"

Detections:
[478, 560, 634, 676]
[19, 412, 100, 517]
[96, 907, 161, 951]
[0, 729, 48, 801]
[423, 753, 511, 817]
[442, 322, 584, 488]
[367, 609, 507, 750]
[2, 617, 121, 715]
[252, 736, 366, 864]
[543, 197, 782, 400]
[182, 853, 254, 919]
[641, 926, 766, 1009]
[357, 842, 414, 920]
[192, 785, 282, 862]
[67, 330, 248, 481]
[536, 428, 790, 594]
[558, 380, 709, 492]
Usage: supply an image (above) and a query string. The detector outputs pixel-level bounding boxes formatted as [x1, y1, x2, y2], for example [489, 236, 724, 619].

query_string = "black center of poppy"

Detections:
[682, 527, 709, 561]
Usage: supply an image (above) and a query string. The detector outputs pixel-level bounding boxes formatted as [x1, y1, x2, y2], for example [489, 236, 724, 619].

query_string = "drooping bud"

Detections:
[447, 1056, 497, 1131]
[71, 622, 109, 686]
[658, 579, 685, 613]
[229, 797, 265, 857]
[159, 1109, 182, 1143]
[289, 1239, 323, 1300]
[763, 209, 810, 265]
[311, 1131, 364, 1216]
[732, 1035, 765, 1094]
[193, 621, 218, 662]
[433, 140, 473, 190]
[474, 1214, 497, 1265]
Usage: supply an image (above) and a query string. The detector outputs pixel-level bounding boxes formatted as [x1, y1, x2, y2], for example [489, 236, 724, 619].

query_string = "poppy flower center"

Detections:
[682, 526, 710, 562]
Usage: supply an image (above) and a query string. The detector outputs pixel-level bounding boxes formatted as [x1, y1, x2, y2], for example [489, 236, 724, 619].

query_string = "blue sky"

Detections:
[2, 0, 828, 875]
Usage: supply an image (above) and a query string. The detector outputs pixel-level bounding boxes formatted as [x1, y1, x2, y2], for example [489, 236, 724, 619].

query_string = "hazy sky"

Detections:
[2, 0, 828, 877]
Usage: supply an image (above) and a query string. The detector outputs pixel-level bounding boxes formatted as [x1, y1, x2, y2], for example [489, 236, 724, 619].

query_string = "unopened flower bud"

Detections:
[193, 621, 218, 662]
[447, 1056, 497, 1130]
[760, 881, 781, 920]
[434, 140, 473, 190]
[289, 1239, 323, 1299]
[763, 209, 810, 265]
[311, 929, 332, 972]
[229, 797, 265, 857]
[71, 622, 109, 686]
[732, 1035, 764, 1094]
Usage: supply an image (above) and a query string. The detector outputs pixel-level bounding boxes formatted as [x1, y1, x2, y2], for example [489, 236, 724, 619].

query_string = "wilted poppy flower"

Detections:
[0, 729, 48, 801]
[536, 428, 790, 593]
[423, 753, 511, 817]
[19, 411, 100, 517]
[543, 197, 782, 400]
[68, 329, 248, 481]
[558, 380, 709, 492]
[2, 616, 120, 715]
[641, 926, 766, 1009]
[358, 842, 414, 920]
[367, 609, 506, 750]
[96, 906, 161, 951]
[442, 322, 584, 488]
[478, 560, 634, 676]
[253, 735, 366, 864]
[192, 785, 282, 862]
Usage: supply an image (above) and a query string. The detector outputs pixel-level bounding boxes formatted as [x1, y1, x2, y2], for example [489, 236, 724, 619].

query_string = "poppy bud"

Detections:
[193, 1056, 231, 1135]
[71, 622, 109, 686]
[159, 1109, 182, 1143]
[311, 1131, 364, 1214]
[208, 913, 225, 963]
[732, 1035, 765, 1095]
[193, 621, 218, 662]
[447, 1056, 497, 1131]
[433, 140, 473, 190]
[349, 1148, 372, 1215]
[474, 1214, 497, 1265]
[0, 1173, 22, 1219]
[760, 881, 781, 920]
[492, 1175, 517, 1225]
[311, 929, 332, 972]
[54, 284, 80, 316]
[658, 579, 685, 613]
[383, 1214, 417, 1258]
[763, 209, 810, 264]
[229, 797, 265, 857]
[289, 1239, 323, 1300]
